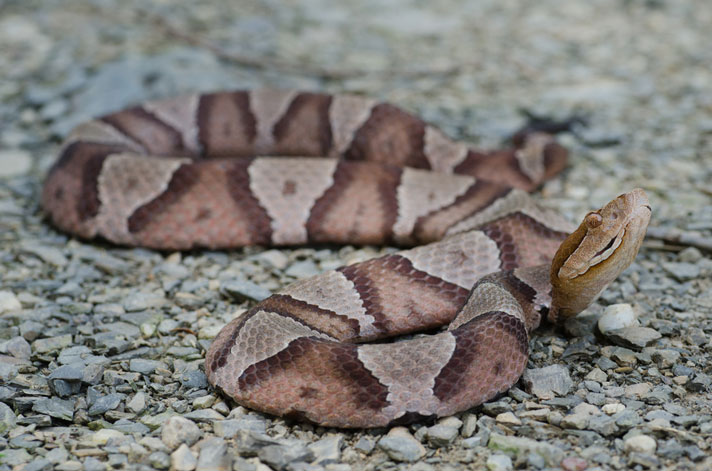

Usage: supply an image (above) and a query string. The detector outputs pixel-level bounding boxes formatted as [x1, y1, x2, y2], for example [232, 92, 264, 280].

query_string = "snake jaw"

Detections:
[549, 189, 651, 323]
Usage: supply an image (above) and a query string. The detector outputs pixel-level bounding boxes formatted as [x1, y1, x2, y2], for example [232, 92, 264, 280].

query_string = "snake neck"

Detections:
[455, 265, 552, 335]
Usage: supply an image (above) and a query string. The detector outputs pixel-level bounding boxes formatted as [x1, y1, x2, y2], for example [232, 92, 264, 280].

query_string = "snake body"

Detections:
[43, 89, 651, 428]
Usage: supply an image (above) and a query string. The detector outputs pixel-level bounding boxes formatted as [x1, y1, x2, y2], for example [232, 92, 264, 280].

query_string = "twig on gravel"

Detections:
[646, 226, 712, 252]
[145, 14, 464, 80]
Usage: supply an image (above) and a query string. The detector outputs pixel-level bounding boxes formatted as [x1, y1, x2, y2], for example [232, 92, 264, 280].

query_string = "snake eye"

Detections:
[585, 212, 602, 229]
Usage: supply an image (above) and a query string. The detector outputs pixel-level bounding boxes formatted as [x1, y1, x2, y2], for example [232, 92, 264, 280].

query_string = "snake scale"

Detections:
[42, 89, 651, 428]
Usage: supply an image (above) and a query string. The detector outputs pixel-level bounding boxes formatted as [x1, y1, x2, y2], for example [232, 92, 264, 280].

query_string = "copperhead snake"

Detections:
[42, 89, 651, 428]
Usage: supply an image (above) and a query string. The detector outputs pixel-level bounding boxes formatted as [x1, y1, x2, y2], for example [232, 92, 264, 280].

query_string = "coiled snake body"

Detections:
[43, 89, 651, 428]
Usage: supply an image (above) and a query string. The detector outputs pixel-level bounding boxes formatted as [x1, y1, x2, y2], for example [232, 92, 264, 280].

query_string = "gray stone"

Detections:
[354, 436, 375, 454]
[48, 364, 84, 381]
[587, 414, 619, 436]
[88, 393, 123, 416]
[624, 434, 656, 454]
[123, 291, 167, 311]
[605, 327, 661, 350]
[462, 435, 486, 448]
[126, 392, 147, 414]
[651, 349, 681, 369]
[486, 454, 513, 471]
[213, 417, 266, 437]
[197, 437, 231, 471]
[148, 451, 171, 470]
[5, 336, 32, 360]
[254, 250, 289, 270]
[596, 356, 618, 371]
[233, 430, 281, 455]
[45, 447, 69, 464]
[32, 397, 74, 421]
[0, 148, 32, 178]
[19, 242, 68, 266]
[672, 364, 694, 377]
[308, 435, 342, 464]
[377, 427, 426, 462]
[180, 370, 209, 389]
[644, 385, 673, 405]
[285, 260, 321, 278]
[662, 262, 700, 282]
[110, 418, 150, 434]
[488, 433, 564, 467]
[608, 347, 637, 366]
[521, 364, 573, 398]
[222, 279, 272, 302]
[426, 423, 460, 447]
[32, 334, 73, 354]
[614, 410, 642, 429]
[688, 373, 711, 392]
[184, 409, 225, 422]
[258, 442, 313, 470]
[0, 400, 17, 433]
[0, 361, 19, 382]
[129, 358, 165, 375]
[171, 444, 197, 471]
[685, 327, 707, 346]
[1, 448, 31, 466]
[0, 290, 22, 313]
[24, 458, 52, 471]
[161, 416, 202, 449]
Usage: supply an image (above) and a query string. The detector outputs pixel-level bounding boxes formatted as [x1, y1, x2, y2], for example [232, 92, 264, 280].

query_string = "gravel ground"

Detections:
[1, 0, 712, 470]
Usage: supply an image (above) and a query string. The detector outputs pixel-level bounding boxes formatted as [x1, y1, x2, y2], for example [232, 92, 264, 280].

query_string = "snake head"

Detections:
[549, 188, 651, 323]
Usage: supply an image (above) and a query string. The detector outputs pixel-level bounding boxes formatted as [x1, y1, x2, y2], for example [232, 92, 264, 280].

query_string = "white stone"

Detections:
[161, 416, 202, 450]
[496, 412, 522, 426]
[91, 429, 125, 445]
[487, 453, 513, 471]
[602, 403, 625, 415]
[585, 367, 608, 383]
[598, 304, 638, 334]
[171, 443, 197, 471]
[0, 291, 21, 313]
[624, 434, 657, 454]
[0, 149, 32, 177]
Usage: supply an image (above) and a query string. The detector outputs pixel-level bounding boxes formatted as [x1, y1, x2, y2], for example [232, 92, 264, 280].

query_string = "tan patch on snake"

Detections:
[445, 189, 575, 236]
[211, 309, 335, 385]
[306, 161, 400, 245]
[143, 95, 201, 154]
[101, 107, 188, 156]
[279, 270, 376, 338]
[514, 266, 553, 327]
[357, 333, 456, 418]
[248, 157, 337, 245]
[340, 255, 469, 338]
[392, 168, 475, 243]
[432, 311, 528, 409]
[64, 120, 145, 152]
[93, 153, 190, 244]
[514, 133, 552, 184]
[448, 282, 525, 330]
[412, 181, 510, 242]
[328, 94, 377, 155]
[423, 126, 469, 173]
[248, 88, 299, 153]
[123, 159, 271, 249]
[400, 231, 501, 289]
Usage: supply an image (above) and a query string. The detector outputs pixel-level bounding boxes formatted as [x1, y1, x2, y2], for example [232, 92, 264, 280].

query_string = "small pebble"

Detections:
[161, 417, 202, 449]
[598, 304, 638, 333]
[624, 434, 657, 454]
